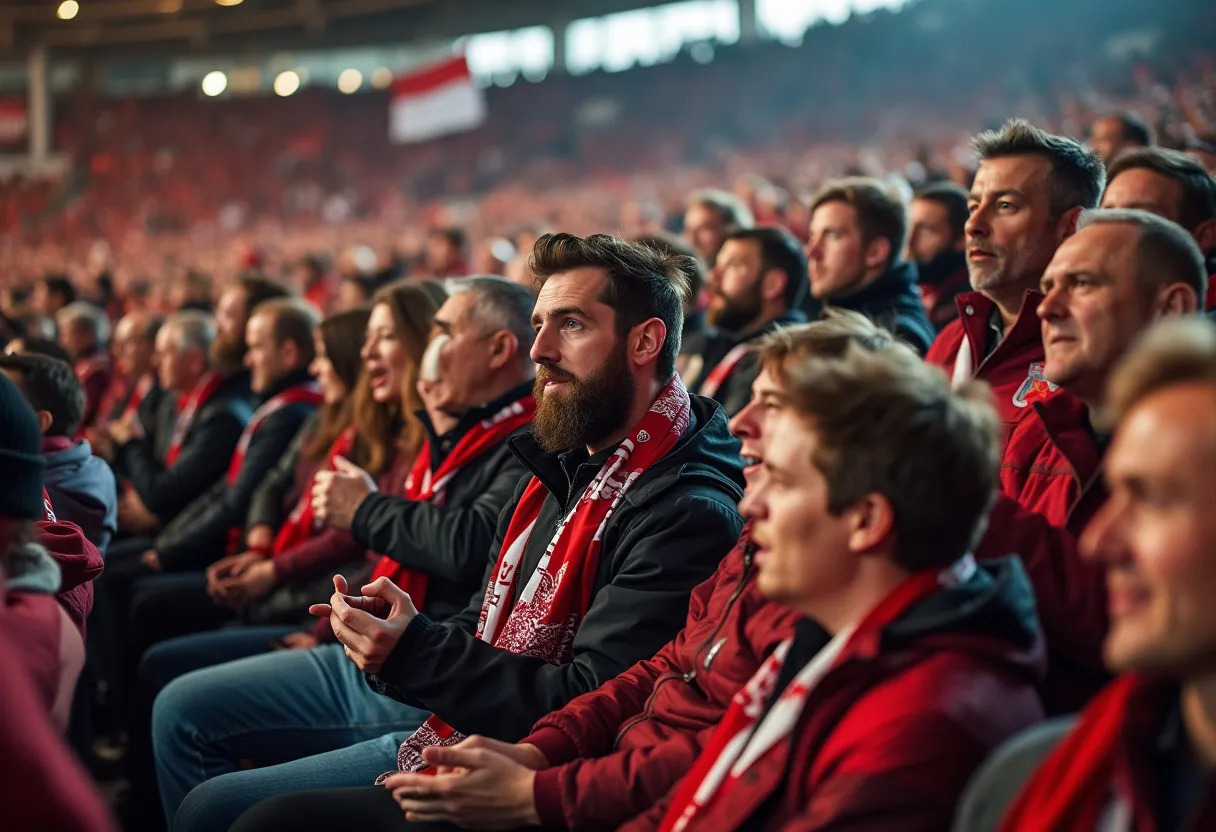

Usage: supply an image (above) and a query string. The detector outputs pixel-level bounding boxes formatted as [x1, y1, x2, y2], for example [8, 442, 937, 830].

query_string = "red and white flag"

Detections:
[0, 100, 28, 145]
[389, 56, 486, 145]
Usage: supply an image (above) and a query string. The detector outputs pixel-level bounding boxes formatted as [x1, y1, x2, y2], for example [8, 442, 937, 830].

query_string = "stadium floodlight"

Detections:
[201, 71, 228, 97]
[274, 70, 301, 97]
[215, 0, 244, 6]
[371, 67, 393, 89]
[57, 1, 79, 20]
[338, 68, 363, 94]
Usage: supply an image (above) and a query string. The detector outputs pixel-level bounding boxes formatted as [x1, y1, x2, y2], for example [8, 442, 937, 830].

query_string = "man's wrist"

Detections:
[517, 770, 540, 826]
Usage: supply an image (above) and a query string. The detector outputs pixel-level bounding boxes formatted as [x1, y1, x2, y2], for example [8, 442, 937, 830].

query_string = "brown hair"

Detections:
[529, 233, 693, 381]
[972, 118, 1106, 217]
[303, 307, 371, 464]
[809, 177, 909, 270]
[1104, 317, 1216, 428]
[253, 297, 320, 366]
[352, 281, 444, 475]
[1106, 146, 1216, 232]
[759, 315, 1001, 571]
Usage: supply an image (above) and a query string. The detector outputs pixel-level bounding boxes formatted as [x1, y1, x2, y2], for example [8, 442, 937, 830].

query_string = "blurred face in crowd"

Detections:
[707, 238, 767, 333]
[335, 279, 371, 313]
[244, 311, 294, 395]
[1101, 168, 1185, 223]
[113, 314, 156, 377]
[966, 155, 1066, 301]
[154, 325, 204, 394]
[425, 234, 463, 275]
[213, 286, 250, 368]
[807, 201, 872, 300]
[906, 198, 963, 266]
[309, 329, 346, 406]
[740, 408, 858, 613]
[32, 283, 66, 317]
[684, 203, 729, 264]
[1089, 118, 1138, 165]
[420, 291, 516, 416]
[1039, 222, 1184, 404]
[361, 302, 407, 405]
[1082, 384, 1216, 675]
[729, 366, 787, 483]
[57, 320, 92, 361]
[530, 268, 636, 453]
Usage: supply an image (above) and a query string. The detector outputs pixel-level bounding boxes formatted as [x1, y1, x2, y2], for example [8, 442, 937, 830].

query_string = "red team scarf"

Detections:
[697, 343, 751, 401]
[271, 427, 358, 557]
[386, 377, 692, 776]
[121, 375, 155, 420]
[997, 674, 1143, 832]
[367, 395, 536, 611]
[165, 372, 223, 467]
[658, 555, 978, 832]
[223, 382, 325, 555]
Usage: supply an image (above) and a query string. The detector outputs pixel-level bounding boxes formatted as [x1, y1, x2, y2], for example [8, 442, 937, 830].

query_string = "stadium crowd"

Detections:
[3, 0, 1216, 828]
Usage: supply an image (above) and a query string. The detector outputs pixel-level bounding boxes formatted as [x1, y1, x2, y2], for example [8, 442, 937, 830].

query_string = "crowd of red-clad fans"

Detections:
[3, 0, 1216, 829]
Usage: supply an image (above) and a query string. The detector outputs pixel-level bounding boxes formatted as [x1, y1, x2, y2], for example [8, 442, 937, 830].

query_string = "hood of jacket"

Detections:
[509, 394, 745, 511]
[34, 521, 104, 592]
[826, 260, 935, 352]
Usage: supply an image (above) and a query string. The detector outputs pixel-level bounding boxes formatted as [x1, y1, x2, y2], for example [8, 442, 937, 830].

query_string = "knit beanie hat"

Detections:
[0, 371, 46, 519]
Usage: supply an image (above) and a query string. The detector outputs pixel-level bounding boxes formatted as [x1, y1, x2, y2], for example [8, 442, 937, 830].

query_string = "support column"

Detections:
[552, 18, 567, 75]
[28, 44, 50, 162]
[739, 0, 758, 46]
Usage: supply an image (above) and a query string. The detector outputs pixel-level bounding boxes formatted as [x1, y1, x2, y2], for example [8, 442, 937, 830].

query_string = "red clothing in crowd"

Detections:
[926, 290, 1055, 450]
[74, 352, 114, 438]
[522, 527, 798, 831]
[36, 519, 105, 635]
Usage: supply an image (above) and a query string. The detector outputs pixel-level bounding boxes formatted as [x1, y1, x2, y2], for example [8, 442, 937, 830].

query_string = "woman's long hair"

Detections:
[352, 280, 445, 476]
[303, 307, 371, 464]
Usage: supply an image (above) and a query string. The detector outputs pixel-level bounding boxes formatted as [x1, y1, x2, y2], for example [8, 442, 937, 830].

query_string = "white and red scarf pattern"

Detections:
[165, 372, 223, 467]
[697, 343, 751, 401]
[388, 377, 692, 775]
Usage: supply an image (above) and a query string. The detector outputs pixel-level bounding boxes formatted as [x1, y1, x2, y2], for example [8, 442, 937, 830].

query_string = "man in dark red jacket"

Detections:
[926, 119, 1104, 450]
[998, 316, 1216, 831]
[983, 208, 1207, 715]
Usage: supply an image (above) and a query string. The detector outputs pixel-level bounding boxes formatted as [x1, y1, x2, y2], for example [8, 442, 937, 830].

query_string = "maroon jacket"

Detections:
[624, 558, 1045, 832]
[0, 589, 116, 832]
[926, 290, 1056, 451]
[979, 392, 1110, 714]
[521, 527, 798, 830]
[75, 351, 114, 438]
[36, 519, 105, 634]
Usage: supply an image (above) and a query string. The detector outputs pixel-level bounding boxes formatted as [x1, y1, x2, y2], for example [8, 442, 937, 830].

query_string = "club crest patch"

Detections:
[1012, 362, 1058, 408]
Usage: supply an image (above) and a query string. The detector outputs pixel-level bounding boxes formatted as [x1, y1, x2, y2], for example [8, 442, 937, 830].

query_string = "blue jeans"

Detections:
[153, 642, 428, 832]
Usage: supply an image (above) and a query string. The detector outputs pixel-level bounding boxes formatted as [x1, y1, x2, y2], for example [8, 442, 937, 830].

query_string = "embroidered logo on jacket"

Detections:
[1012, 362, 1058, 408]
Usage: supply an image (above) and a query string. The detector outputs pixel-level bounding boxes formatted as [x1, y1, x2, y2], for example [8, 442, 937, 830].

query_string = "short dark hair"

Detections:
[972, 119, 1106, 218]
[529, 233, 692, 381]
[1097, 111, 1155, 148]
[1106, 146, 1216, 233]
[0, 353, 86, 437]
[432, 227, 469, 255]
[42, 275, 76, 306]
[722, 226, 809, 312]
[632, 232, 705, 307]
[913, 181, 970, 240]
[10, 336, 71, 364]
[238, 275, 290, 314]
[1078, 208, 1209, 305]
[254, 298, 320, 366]
[810, 177, 908, 268]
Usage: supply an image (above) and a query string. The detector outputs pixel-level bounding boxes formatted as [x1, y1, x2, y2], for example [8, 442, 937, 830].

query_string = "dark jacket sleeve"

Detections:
[118, 406, 245, 522]
[246, 413, 316, 531]
[372, 489, 743, 742]
[154, 405, 312, 571]
[350, 448, 530, 584]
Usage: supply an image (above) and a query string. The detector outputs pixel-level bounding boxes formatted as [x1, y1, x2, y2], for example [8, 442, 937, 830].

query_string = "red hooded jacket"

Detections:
[36, 519, 104, 634]
[978, 392, 1110, 714]
[520, 528, 799, 831]
[926, 290, 1056, 451]
[623, 558, 1045, 832]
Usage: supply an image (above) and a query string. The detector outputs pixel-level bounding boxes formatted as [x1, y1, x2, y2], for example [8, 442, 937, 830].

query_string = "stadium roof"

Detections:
[0, 0, 665, 60]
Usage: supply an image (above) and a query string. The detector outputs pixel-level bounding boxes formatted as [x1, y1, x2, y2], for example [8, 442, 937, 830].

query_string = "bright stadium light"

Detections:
[201, 71, 228, 97]
[57, 1, 79, 20]
[337, 68, 363, 94]
[370, 67, 393, 89]
[215, 0, 244, 6]
[274, 70, 301, 97]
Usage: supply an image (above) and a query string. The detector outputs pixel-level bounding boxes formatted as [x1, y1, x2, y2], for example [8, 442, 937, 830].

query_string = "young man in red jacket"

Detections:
[999, 316, 1216, 831]
[315, 315, 1044, 832]
[926, 119, 1104, 449]
[983, 208, 1207, 713]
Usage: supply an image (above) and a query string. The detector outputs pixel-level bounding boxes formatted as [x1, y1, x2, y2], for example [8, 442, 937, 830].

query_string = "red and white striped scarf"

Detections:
[697, 343, 751, 401]
[388, 377, 692, 775]
[165, 372, 223, 467]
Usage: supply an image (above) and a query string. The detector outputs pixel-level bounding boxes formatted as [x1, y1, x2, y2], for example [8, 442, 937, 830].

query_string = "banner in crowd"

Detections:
[0, 99, 28, 148]
[389, 55, 486, 145]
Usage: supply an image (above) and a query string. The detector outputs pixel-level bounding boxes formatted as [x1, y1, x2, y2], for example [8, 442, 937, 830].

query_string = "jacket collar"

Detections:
[1031, 393, 1104, 487]
[954, 289, 1044, 362]
[41, 435, 76, 455]
[257, 367, 315, 404]
[419, 380, 535, 467]
[718, 309, 809, 344]
[828, 260, 920, 313]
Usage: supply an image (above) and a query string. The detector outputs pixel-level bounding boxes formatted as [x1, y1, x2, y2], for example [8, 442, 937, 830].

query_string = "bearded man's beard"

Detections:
[210, 335, 246, 374]
[706, 281, 763, 334]
[532, 338, 636, 454]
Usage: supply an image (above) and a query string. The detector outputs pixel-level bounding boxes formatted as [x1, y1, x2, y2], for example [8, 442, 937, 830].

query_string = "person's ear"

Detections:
[1192, 218, 1216, 255]
[630, 318, 667, 369]
[281, 339, 301, 370]
[760, 268, 788, 306]
[1056, 206, 1083, 241]
[848, 493, 895, 554]
[487, 331, 517, 371]
[1156, 283, 1199, 317]
[862, 237, 892, 275]
[36, 410, 53, 435]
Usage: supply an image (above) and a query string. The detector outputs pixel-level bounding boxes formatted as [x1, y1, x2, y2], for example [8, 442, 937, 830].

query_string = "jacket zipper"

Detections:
[613, 543, 756, 748]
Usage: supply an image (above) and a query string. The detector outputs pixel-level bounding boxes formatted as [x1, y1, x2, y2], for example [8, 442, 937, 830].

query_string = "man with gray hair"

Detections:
[981, 207, 1206, 714]
[56, 300, 114, 437]
[928, 119, 1105, 450]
